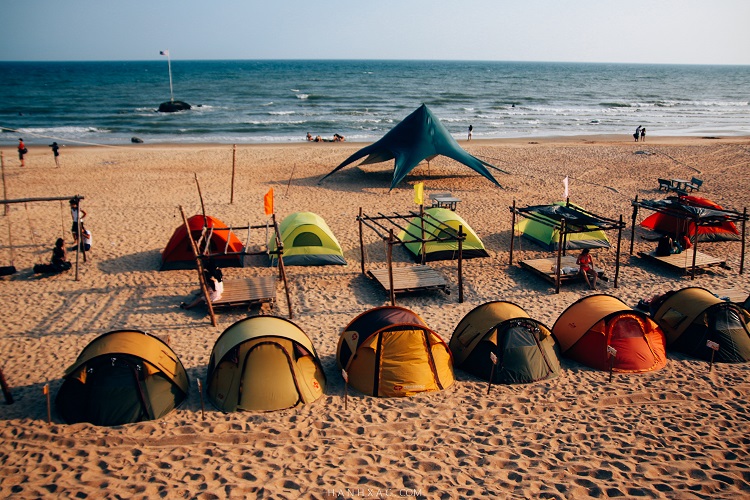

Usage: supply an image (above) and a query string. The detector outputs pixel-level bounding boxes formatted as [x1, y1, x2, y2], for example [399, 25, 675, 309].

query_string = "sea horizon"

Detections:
[1, 59, 749, 146]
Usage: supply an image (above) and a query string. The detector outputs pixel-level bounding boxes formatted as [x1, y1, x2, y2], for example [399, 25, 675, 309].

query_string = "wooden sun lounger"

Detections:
[368, 265, 449, 295]
[210, 276, 277, 309]
[638, 249, 727, 273]
[519, 255, 608, 285]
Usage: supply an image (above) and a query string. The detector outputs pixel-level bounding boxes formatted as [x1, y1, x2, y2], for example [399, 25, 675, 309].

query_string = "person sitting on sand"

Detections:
[306, 132, 313, 141]
[333, 133, 345, 142]
[51, 238, 72, 271]
[576, 248, 597, 290]
[181, 261, 223, 309]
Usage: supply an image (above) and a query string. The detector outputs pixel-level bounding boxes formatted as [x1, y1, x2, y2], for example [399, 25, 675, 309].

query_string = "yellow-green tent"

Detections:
[269, 211, 346, 266]
[207, 316, 326, 412]
[515, 202, 611, 251]
[399, 207, 489, 262]
[336, 306, 454, 397]
[56, 330, 189, 426]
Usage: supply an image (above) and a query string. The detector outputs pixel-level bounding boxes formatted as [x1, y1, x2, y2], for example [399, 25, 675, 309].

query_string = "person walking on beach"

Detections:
[633, 126, 641, 142]
[640, 127, 646, 142]
[18, 138, 27, 167]
[468, 124, 473, 141]
[49, 142, 60, 167]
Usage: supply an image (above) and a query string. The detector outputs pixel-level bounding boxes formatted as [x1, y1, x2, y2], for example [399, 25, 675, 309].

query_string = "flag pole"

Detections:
[167, 52, 174, 102]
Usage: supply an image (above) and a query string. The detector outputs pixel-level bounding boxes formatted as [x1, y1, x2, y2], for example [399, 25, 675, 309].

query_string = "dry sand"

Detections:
[1, 135, 749, 499]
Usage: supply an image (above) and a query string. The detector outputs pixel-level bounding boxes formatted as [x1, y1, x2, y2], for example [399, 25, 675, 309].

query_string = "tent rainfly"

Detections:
[56, 330, 189, 426]
[449, 301, 562, 384]
[399, 207, 488, 262]
[161, 214, 245, 270]
[206, 316, 326, 412]
[319, 104, 504, 190]
[514, 201, 612, 251]
[269, 211, 346, 266]
[651, 287, 750, 363]
[552, 294, 668, 373]
[336, 306, 454, 397]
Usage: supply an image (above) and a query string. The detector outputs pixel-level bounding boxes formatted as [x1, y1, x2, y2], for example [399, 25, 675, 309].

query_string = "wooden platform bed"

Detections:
[367, 265, 449, 296]
[638, 249, 728, 274]
[519, 255, 608, 286]
[210, 276, 277, 309]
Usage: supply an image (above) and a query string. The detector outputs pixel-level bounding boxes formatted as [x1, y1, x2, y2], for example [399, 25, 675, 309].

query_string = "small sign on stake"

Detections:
[487, 352, 499, 395]
[607, 345, 617, 383]
[707, 340, 720, 372]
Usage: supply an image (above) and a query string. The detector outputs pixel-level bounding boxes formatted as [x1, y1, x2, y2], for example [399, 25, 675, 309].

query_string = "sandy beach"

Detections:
[1, 135, 750, 499]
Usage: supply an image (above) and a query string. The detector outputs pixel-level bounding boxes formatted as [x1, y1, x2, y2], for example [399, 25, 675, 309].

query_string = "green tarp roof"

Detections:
[319, 104, 503, 190]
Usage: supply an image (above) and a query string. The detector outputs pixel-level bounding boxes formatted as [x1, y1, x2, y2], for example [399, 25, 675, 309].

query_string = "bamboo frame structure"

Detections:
[357, 206, 466, 304]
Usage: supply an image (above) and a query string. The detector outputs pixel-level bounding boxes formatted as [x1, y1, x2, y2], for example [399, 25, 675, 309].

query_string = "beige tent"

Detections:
[206, 316, 326, 412]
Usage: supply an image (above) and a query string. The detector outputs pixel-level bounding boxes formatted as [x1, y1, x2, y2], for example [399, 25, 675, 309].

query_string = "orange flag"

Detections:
[264, 188, 274, 215]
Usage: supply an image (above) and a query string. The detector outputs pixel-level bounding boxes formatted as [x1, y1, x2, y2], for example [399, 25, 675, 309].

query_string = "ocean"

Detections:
[1, 60, 748, 146]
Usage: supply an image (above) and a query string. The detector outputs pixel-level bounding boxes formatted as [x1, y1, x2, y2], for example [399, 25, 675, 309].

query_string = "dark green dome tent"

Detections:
[449, 301, 561, 384]
[56, 330, 189, 426]
[652, 287, 750, 362]
[319, 104, 504, 190]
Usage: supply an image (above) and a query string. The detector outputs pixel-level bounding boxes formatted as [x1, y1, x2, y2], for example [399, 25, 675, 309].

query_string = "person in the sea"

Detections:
[49, 142, 60, 167]
[576, 248, 597, 290]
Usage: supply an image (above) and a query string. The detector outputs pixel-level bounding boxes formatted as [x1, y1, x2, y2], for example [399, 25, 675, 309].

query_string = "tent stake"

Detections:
[197, 378, 205, 420]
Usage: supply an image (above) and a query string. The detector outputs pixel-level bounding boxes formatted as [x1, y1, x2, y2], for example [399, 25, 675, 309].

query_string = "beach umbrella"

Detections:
[319, 104, 505, 190]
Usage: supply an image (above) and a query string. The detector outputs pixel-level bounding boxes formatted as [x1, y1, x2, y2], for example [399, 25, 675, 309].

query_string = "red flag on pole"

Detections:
[264, 188, 274, 215]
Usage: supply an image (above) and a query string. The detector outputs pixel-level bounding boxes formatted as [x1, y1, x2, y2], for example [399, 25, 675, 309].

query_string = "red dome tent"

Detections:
[552, 294, 668, 373]
[161, 215, 245, 270]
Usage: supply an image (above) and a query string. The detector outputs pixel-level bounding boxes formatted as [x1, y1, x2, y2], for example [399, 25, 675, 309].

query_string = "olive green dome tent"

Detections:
[319, 104, 504, 190]
[399, 207, 489, 262]
[514, 202, 611, 251]
[449, 301, 561, 384]
[269, 211, 346, 266]
[652, 287, 750, 363]
[206, 316, 326, 412]
[55, 330, 189, 426]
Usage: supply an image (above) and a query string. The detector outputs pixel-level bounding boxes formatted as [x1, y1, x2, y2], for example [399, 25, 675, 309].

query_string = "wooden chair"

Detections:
[657, 178, 673, 192]
[686, 177, 703, 191]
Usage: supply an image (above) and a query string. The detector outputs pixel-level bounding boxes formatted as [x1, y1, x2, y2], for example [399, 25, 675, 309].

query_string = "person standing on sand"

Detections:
[468, 124, 473, 141]
[634, 126, 641, 142]
[49, 142, 61, 167]
[18, 138, 27, 167]
[69, 198, 87, 244]
[640, 127, 646, 142]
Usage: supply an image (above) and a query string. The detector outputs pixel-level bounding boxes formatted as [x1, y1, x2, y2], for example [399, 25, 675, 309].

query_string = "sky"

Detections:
[1, 0, 749, 65]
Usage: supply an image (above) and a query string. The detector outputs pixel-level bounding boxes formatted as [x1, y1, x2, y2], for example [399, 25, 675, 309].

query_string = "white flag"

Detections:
[563, 176, 569, 199]
[159, 50, 170, 57]
[489, 352, 498, 365]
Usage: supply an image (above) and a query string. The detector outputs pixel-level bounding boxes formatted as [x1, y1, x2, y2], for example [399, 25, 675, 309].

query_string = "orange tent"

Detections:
[161, 215, 245, 270]
[552, 294, 667, 373]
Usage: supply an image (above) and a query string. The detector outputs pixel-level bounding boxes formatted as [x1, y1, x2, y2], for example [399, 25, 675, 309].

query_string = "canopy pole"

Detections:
[419, 204, 426, 265]
[387, 230, 395, 306]
[614, 215, 623, 288]
[272, 213, 293, 319]
[1, 152, 8, 216]
[195, 173, 206, 221]
[629, 195, 638, 255]
[230, 144, 236, 205]
[358, 207, 366, 275]
[741, 208, 747, 274]
[180, 206, 217, 327]
[509, 200, 516, 265]
[458, 225, 464, 303]
[690, 216, 699, 280]
[555, 219, 565, 294]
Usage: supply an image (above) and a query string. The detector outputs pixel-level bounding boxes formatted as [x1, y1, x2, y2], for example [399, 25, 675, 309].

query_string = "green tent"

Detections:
[398, 207, 489, 262]
[56, 330, 189, 426]
[449, 301, 561, 384]
[207, 316, 326, 412]
[515, 202, 611, 251]
[319, 104, 504, 190]
[269, 211, 346, 266]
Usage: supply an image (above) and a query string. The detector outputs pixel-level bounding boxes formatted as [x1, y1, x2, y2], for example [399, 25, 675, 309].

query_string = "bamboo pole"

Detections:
[272, 214, 293, 319]
[555, 219, 565, 294]
[509, 200, 516, 265]
[1, 152, 7, 216]
[230, 144, 236, 204]
[179, 206, 217, 327]
[387, 230, 395, 306]
[741, 208, 746, 274]
[359, 208, 366, 275]
[458, 225, 464, 303]
[629, 196, 638, 255]
[614, 215, 623, 288]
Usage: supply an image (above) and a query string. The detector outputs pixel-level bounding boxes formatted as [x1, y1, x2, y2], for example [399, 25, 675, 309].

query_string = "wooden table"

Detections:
[430, 193, 461, 211]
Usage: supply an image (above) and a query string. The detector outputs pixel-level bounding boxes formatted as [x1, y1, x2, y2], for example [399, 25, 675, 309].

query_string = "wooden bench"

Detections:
[638, 249, 727, 273]
[657, 178, 673, 192]
[368, 265, 449, 295]
[210, 276, 277, 309]
[519, 255, 608, 285]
